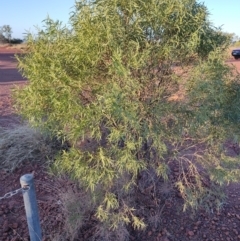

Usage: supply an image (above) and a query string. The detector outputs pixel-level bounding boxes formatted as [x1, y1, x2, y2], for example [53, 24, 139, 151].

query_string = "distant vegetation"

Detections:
[229, 33, 240, 47]
[232, 41, 240, 47]
[0, 24, 23, 44]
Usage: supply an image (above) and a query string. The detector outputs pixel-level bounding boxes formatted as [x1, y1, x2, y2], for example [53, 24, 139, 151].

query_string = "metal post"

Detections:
[20, 174, 42, 241]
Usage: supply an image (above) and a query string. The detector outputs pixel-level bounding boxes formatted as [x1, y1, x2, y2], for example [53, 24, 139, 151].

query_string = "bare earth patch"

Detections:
[227, 58, 240, 76]
[1, 48, 240, 240]
[0, 47, 27, 127]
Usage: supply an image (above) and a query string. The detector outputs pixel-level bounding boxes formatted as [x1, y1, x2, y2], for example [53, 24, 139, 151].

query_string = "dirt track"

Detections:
[0, 51, 27, 126]
[0, 53, 26, 83]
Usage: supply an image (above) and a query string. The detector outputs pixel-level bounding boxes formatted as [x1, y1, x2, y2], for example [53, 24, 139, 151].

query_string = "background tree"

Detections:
[0, 25, 12, 42]
[0, 32, 7, 44]
[229, 32, 240, 46]
[15, 0, 240, 234]
[197, 26, 232, 58]
[230, 33, 240, 43]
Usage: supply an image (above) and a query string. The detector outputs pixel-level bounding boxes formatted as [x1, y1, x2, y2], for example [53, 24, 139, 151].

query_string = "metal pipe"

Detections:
[20, 174, 42, 241]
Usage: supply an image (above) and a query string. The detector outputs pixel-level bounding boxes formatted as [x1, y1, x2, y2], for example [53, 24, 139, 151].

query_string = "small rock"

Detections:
[148, 231, 152, 236]
[236, 214, 240, 220]
[3, 224, 10, 232]
[130, 235, 135, 240]
[188, 231, 194, 236]
[196, 221, 202, 226]
[162, 237, 170, 241]
[176, 192, 182, 198]
[12, 223, 18, 229]
[233, 229, 238, 235]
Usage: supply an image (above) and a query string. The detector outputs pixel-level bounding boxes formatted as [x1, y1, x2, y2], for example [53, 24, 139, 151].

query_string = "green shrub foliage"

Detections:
[15, 0, 240, 230]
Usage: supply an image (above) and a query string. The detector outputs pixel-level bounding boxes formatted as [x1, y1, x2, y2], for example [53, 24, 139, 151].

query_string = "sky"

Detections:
[0, 0, 239, 39]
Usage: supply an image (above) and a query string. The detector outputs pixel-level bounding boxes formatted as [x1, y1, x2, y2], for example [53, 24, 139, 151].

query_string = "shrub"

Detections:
[15, 0, 240, 233]
[10, 38, 23, 44]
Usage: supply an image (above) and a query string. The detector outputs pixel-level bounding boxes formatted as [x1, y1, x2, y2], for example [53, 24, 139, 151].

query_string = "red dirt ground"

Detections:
[0, 48, 27, 127]
[1, 47, 240, 241]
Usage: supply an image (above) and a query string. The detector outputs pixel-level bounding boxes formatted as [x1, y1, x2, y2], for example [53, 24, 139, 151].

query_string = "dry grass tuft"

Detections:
[0, 124, 61, 172]
[58, 187, 95, 240]
[53, 181, 130, 241]
[93, 223, 130, 241]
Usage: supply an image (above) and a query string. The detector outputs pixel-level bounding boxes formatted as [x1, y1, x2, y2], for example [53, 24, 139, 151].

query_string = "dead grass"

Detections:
[92, 223, 130, 241]
[47, 178, 130, 241]
[58, 187, 95, 240]
[0, 124, 59, 172]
